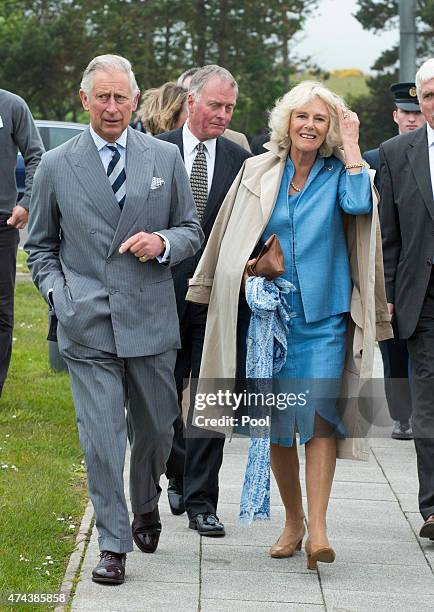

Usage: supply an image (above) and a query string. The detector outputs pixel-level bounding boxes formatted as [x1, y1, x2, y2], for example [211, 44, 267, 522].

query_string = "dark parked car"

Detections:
[16, 120, 86, 200]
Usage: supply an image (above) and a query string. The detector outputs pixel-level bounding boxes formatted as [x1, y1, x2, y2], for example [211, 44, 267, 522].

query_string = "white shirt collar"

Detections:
[182, 121, 216, 158]
[89, 125, 128, 151]
[427, 122, 434, 147]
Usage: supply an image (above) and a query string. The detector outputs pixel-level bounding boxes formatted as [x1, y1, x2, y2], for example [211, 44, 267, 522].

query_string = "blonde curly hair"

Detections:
[138, 82, 187, 135]
[269, 81, 347, 157]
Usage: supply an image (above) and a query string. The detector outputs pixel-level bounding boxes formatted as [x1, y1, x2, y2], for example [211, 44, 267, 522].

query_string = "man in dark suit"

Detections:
[364, 82, 425, 440]
[365, 82, 425, 191]
[380, 58, 434, 540]
[158, 65, 251, 536]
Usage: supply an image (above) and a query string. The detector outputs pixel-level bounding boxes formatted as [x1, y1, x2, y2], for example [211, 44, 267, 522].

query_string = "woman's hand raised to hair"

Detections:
[338, 106, 360, 148]
[339, 106, 364, 172]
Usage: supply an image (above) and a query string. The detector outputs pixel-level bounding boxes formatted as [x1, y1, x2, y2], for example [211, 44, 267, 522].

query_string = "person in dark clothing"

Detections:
[157, 65, 251, 536]
[364, 81, 425, 440]
[0, 89, 44, 397]
[380, 59, 434, 540]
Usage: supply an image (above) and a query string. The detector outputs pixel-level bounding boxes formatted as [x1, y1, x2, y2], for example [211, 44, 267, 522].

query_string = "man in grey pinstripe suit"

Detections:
[25, 55, 203, 584]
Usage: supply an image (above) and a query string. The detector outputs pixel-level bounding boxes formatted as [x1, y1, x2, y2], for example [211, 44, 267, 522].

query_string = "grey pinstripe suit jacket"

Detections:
[26, 126, 203, 357]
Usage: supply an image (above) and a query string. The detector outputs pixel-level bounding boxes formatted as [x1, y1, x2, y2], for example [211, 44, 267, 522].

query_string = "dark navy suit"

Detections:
[380, 125, 434, 520]
[363, 147, 412, 425]
[157, 127, 251, 517]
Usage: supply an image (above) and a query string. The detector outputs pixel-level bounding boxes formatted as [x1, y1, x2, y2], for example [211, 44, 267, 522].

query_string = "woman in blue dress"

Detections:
[186, 80, 375, 569]
[250, 82, 373, 569]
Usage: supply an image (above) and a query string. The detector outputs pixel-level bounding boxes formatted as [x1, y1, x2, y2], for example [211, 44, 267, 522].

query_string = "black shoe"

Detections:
[189, 513, 225, 537]
[391, 420, 413, 440]
[132, 506, 161, 553]
[167, 478, 185, 515]
[92, 551, 126, 584]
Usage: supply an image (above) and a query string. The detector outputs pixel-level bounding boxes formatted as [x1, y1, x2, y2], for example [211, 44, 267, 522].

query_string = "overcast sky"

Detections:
[294, 0, 399, 73]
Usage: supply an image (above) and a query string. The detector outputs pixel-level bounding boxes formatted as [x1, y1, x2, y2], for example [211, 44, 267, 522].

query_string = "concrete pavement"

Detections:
[64, 349, 434, 612]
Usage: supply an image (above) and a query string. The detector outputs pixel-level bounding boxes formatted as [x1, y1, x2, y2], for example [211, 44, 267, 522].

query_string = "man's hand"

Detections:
[7, 205, 28, 229]
[387, 303, 394, 316]
[119, 232, 165, 261]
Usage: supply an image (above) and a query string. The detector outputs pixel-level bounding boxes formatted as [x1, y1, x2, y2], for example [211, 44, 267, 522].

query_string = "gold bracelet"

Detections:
[345, 162, 364, 169]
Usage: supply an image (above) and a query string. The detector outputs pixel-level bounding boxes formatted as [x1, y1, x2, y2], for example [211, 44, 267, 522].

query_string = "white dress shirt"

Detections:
[182, 122, 217, 193]
[427, 123, 434, 200]
[90, 124, 127, 171]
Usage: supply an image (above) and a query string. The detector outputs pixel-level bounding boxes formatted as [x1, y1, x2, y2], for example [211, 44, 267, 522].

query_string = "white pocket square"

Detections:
[151, 177, 164, 190]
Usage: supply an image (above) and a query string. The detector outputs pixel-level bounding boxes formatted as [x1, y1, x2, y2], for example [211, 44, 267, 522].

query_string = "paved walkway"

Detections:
[67, 350, 434, 612]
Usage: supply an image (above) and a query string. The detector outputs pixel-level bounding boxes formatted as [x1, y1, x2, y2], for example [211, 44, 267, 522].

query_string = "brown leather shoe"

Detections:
[419, 514, 434, 539]
[92, 551, 126, 584]
[132, 506, 161, 553]
[305, 538, 335, 571]
[269, 525, 305, 558]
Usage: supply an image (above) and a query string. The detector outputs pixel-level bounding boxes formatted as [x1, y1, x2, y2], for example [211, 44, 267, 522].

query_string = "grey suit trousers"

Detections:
[57, 326, 178, 553]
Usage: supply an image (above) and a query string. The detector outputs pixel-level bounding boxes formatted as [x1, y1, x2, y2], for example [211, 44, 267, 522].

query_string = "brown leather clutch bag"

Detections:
[242, 234, 285, 289]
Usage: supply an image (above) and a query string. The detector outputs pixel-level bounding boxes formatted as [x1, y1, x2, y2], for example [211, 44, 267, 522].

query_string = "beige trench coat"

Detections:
[186, 142, 392, 461]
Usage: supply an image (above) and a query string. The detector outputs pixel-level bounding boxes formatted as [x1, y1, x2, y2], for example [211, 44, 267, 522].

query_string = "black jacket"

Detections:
[380, 126, 434, 338]
[156, 127, 251, 317]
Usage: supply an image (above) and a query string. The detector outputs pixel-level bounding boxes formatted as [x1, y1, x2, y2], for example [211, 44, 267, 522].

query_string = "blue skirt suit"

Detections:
[260, 154, 372, 446]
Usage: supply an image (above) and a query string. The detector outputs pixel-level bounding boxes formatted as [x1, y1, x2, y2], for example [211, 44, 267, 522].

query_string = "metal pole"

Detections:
[399, 0, 417, 81]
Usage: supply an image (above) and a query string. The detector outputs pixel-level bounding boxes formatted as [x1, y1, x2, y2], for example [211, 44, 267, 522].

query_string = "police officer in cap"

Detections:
[365, 82, 425, 190]
[364, 82, 425, 440]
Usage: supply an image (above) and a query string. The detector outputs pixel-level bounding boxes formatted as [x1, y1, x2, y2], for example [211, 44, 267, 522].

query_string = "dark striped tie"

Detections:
[189, 142, 208, 221]
[106, 145, 126, 209]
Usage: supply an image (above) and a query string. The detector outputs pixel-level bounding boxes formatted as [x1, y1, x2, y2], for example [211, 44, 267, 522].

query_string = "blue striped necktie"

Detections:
[106, 145, 126, 209]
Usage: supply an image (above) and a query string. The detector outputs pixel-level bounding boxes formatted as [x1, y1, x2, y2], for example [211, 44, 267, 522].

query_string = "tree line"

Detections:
[352, 0, 434, 151]
[0, 0, 319, 136]
[1, 0, 433, 148]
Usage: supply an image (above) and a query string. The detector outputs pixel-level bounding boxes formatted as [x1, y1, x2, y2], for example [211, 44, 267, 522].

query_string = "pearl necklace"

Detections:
[289, 180, 303, 192]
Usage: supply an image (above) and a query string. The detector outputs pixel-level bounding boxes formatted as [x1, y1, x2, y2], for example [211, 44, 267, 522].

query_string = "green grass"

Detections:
[295, 72, 369, 100]
[16, 248, 29, 273]
[324, 74, 369, 100]
[0, 283, 88, 612]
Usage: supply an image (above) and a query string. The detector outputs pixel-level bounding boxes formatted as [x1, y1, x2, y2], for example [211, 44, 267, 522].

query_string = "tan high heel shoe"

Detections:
[269, 526, 305, 558]
[305, 538, 335, 570]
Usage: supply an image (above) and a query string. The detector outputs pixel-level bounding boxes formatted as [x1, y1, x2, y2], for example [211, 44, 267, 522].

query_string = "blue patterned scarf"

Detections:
[239, 276, 295, 523]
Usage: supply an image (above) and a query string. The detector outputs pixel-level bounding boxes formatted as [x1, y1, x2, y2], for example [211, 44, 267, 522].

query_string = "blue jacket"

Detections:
[262, 155, 372, 323]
